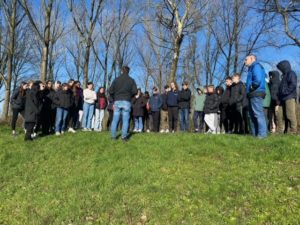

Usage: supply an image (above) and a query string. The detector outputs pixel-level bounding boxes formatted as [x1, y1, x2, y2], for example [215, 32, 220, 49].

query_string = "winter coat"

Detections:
[109, 74, 138, 101]
[269, 71, 280, 103]
[277, 60, 298, 101]
[10, 88, 26, 110]
[167, 90, 179, 107]
[132, 95, 146, 117]
[95, 93, 108, 110]
[149, 94, 163, 112]
[178, 88, 191, 109]
[203, 93, 219, 114]
[161, 93, 168, 111]
[107, 95, 114, 111]
[193, 94, 206, 111]
[246, 61, 266, 98]
[24, 85, 40, 123]
[230, 81, 247, 109]
[220, 87, 231, 110]
[53, 89, 74, 109]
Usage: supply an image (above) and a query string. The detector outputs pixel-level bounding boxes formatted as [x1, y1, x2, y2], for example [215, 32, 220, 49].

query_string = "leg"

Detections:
[94, 109, 100, 130]
[111, 102, 121, 138]
[24, 122, 35, 141]
[11, 108, 19, 132]
[62, 108, 69, 132]
[87, 104, 95, 129]
[251, 97, 267, 138]
[173, 107, 179, 132]
[99, 109, 105, 131]
[121, 101, 131, 139]
[82, 103, 88, 129]
[55, 107, 63, 133]
[285, 99, 297, 133]
[184, 108, 189, 132]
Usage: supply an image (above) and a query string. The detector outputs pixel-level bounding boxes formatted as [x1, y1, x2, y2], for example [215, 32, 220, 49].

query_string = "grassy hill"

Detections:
[0, 126, 299, 224]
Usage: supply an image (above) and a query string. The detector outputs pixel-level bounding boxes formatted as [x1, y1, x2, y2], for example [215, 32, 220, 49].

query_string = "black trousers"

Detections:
[168, 107, 178, 131]
[233, 106, 244, 134]
[11, 108, 22, 131]
[107, 110, 114, 130]
[25, 122, 35, 141]
[152, 111, 160, 132]
[68, 107, 79, 129]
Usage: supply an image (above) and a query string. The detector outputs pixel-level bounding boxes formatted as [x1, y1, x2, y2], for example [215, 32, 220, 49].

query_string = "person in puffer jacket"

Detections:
[178, 81, 191, 132]
[277, 60, 298, 134]
[204, 85, 219, 134]
[193, 86, 206, 133]
[94, 87, 107, 132]
[167, 81, 179, 133]
[149, 87, 163, 132]
[268, 71, 280, 133]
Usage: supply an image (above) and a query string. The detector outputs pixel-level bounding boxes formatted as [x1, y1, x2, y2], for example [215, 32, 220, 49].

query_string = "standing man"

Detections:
[245, 55, 267, 138]
[277, 60, 298, 134]
[109, 66, 138, 141]
[178, 81, 191, 132]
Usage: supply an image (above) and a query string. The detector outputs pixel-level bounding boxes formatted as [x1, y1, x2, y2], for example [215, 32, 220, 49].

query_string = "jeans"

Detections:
[134, 116, 143, 131]
[82, 102, 95, 129]
[111, 100, 131, 138]
[179, 108, 189, 131]
[55, 107, 69, 132]
[94, 109, 105, 131]
[193, 111, 204, 131]
[248, 97, 267, 138]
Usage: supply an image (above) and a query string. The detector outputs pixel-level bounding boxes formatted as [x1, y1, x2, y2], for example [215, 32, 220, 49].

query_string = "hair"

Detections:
[233, 73, 241, 78]
[87, 81, 93, 86]
[225, 76, 232, 81]
[19, 82, 27, 96]
[164, 85, 169, 90]
[182, 81, 189, 86]
[121, 66, 130, 75]
[170, 81, 178, 91]
[55, 81, 62, 85]
[68, 79, 74, 83]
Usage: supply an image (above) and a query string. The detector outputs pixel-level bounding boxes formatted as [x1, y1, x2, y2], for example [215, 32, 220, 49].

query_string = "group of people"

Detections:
[10, 56, 298, 141]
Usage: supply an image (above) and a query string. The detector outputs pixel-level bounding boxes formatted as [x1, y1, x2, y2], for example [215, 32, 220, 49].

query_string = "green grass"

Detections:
[0, 126, 299, 225]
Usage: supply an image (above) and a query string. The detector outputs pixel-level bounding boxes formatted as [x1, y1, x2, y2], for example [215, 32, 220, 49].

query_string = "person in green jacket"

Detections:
[193, 87, 206, 133]
[263, 78, 271, 131]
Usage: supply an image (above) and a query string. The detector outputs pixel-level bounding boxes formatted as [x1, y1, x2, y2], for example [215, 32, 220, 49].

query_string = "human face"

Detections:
[232, 76, 240, 84]
[88, 84, 93, 90]
[47, 82, 52, 89]
[183, 84, 188, 90]
[226, 79, 232, 87]
[100, 88, 105, 94]
[208, 86, 214, 93]
[244, 56, 255, 67]
[63, 85, 68, 91]
[170, 82, 176, 90]
[22, 83, 28, 90]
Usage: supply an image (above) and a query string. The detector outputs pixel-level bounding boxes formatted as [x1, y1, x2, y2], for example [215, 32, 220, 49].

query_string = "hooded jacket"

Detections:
[277, 60, 297, 101]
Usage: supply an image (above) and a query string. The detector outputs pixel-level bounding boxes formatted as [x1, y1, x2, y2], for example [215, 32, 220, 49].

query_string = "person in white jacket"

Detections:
[82, 82, 97, 131]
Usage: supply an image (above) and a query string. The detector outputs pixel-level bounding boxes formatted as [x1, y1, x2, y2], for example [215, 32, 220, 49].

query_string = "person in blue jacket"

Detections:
[245, 54, 267, 138]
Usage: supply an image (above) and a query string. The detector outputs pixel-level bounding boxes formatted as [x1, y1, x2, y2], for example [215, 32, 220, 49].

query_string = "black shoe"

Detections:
[121, 136, 129, 142]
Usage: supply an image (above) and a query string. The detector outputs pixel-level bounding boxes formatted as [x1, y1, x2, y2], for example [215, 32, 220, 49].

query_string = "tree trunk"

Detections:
[40, 46, 49, 82]
[169, 35, 183, 83]
[83, 44, 91, 88]
[2, 0, 17, 120]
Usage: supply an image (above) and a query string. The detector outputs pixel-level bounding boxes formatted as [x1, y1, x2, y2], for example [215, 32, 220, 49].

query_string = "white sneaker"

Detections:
[138, 129, 142, 133]
[31, 132, 37, 138]
[68, 128, 76, 133]
[146, 129, 150, 133]
[165, 129, 169, 133]
[133, 129, 138, 132]
[83, 128, 88, 132]
[160, 129, 165, 133]
[55, 132, 61, 136]
[61, 131, 65, 134]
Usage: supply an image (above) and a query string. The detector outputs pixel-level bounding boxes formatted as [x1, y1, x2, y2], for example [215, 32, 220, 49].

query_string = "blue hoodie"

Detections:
[246, 61, 266, 96]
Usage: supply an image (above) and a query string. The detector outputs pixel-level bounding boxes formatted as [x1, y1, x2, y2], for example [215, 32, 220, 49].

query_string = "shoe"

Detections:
[172, 130, 175, 133]
[146, 129, 150, 133]
[138, 129, 142, 133]
[160, 129, 165, 133]
[68, 128, 76, 133]
[83, 128, 88, 132]
[133, 129, 138, 132]
[61, 131, 65, 134]
[55, 132, 61, 136]
[165, 129, 169, 133]
[122, 136, 129, 142]
[31, 133, 37, 138]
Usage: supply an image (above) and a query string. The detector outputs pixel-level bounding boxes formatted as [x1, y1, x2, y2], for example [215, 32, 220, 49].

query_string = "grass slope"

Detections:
[0, 126, 300, 225]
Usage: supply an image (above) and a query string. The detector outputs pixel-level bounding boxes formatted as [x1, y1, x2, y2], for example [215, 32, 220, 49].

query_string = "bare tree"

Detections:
[1, 0, 25, 119]
[261, 0, 300, 47]
[19, 0, 56, 82]
[156, 0, 207, 82]
[67, 0, 104, 87]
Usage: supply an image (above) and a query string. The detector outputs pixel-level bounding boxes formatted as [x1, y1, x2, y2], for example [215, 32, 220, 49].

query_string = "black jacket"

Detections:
[53, 90, 73, 109]
[230, 81, 246, 109]
[107, 95, 114, 111]
[109, 74, 138, 101]
[10, 88, 26, 110]
[277, 60, 297, 101]
[204, 93, 219, 114]
[24, 85, 40, 123]
[132, 95, 146, 117]
[220, 86, 231, 110]
[167, 90, 179, 107]
[178, 88, 191, 109]
[161, 93, 168, 111]
[269, 71, 280, 103]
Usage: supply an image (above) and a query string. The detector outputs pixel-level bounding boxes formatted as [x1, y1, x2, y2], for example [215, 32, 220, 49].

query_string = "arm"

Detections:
[282, 72, 297, 96]
[251, 64, 265, 91]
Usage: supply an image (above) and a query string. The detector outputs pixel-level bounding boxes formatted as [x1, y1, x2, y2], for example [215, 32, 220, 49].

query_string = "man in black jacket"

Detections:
[109, 66, 138, 141]
[220, 77, 233, 133]
[230, 73, 247, 134]
[268, 71, 280, 133]
[178, 81, 191, 132]
[204, 85, 219, 134]
[277, 60, 298, 134]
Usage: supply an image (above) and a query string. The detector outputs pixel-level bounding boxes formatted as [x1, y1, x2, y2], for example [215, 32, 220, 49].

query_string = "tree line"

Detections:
[0, 0, 299, 120]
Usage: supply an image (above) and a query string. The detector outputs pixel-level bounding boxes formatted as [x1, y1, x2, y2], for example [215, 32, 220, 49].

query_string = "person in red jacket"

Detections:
[94, 87, 107, 132]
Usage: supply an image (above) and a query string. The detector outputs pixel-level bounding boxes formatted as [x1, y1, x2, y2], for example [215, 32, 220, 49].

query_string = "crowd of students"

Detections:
[9, 58, 298, 141]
